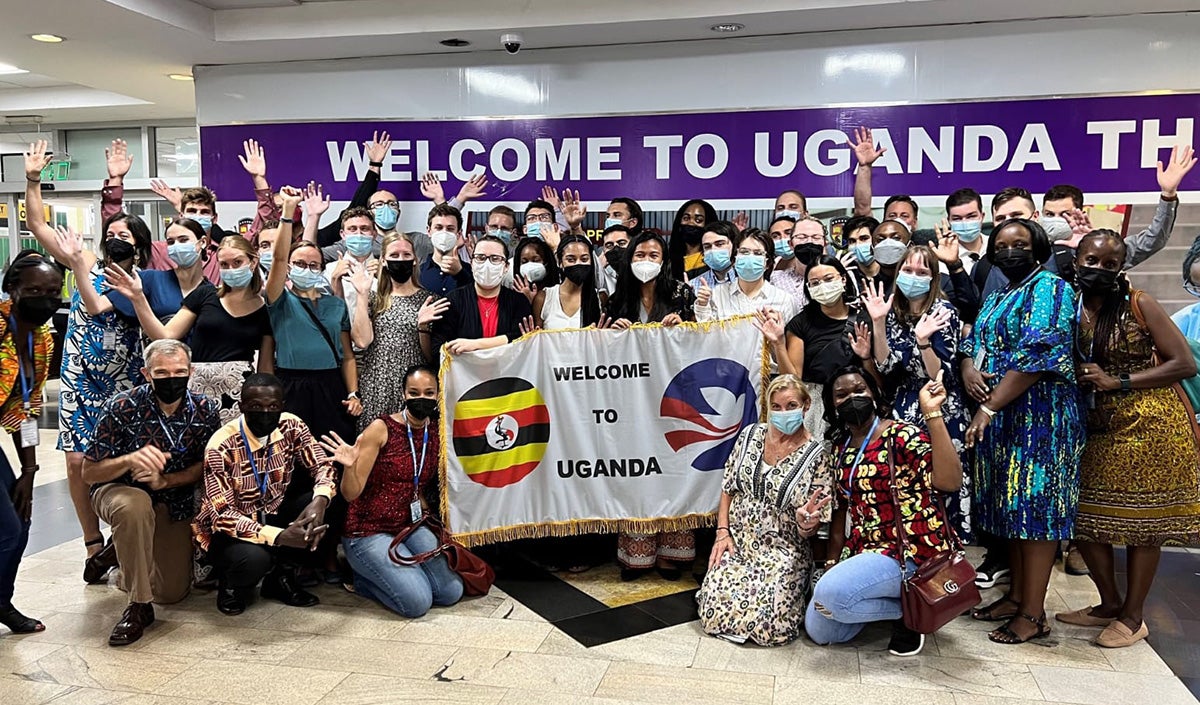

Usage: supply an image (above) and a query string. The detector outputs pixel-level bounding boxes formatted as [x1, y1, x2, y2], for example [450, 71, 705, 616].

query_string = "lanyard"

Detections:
[407, 419, 429, 494]
[155, 393, 194, 454]
[1075, 296, 1095, 363]
[839, 416, 880, 499]
[8, 316, 33, 410]
[239, 422, 273, 501]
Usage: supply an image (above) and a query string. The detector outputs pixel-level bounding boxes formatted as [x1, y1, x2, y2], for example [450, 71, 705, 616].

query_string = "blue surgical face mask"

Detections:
[777, 209, 801, 221]
[289, 265, 325, 291]
[344, 234, 374, 257]
[895, 271, 932, 299]
[852, 241, 874, 264]
[769, 408, 806, 435]
[703, 249, 732, 272]
[372, 205, 399, 231]
[734, 253, 766, 282]
[774, 239, 795, 259]
[193, 215, 213, 233]
[167, 242, 200, 268]
[220, 266, 254, 289]
[950, 220, 983, 243]
[524, 222, 543, 239]
[488, 228, 513, 249]
[604, 217, 624, 230]
[258, 251, 273, 271]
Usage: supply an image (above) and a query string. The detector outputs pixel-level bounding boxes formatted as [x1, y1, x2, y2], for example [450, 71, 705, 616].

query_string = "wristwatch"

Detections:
[1119, 373, 1132, 392]
[345, 391, 359, 401]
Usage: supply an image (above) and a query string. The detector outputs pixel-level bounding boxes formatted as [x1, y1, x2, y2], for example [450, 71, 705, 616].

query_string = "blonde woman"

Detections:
[105, 234, 272, 424]
[350, 232, 450, 430]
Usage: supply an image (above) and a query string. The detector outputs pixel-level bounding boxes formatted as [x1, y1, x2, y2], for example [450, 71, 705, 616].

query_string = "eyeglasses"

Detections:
[291, 261, 322, 271]
[526, 213, 554, 223]
[791, 234, 824, 244]
[604, 240, 630, 251]
[736, 248, 766, 257]
[471, 254, 507, 265]
[370, 200, 399, 209]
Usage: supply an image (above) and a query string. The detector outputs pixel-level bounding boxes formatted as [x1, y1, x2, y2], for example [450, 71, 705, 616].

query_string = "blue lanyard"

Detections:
[239, 422, 273, 500]
[8, 316, 33, 410]
[155, 393, 194, 454]
[407, 419, 429, 494]
[839, 416, 881, 499]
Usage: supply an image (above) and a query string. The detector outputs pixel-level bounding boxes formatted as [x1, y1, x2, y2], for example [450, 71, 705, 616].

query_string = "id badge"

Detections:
[19, 418, 39, 448]
[410, 500, 423, 522]
[102, 330, 117, 349]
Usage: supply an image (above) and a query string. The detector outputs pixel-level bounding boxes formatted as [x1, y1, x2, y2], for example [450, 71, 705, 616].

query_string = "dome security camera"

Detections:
[501, 33, 524, 54]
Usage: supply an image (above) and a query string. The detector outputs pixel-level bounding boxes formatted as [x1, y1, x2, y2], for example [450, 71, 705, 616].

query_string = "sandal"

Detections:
[988, 612, 1051, 644]
[971, 594, 1020, 621]
[0, 602, 45, 634]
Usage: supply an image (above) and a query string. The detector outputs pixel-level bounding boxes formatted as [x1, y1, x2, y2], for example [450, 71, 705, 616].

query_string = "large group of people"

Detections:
[2, 130, 1199, 662]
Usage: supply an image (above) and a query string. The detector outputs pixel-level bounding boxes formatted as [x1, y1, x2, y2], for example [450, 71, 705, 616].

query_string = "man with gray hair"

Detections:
[82, 340, 221, 646]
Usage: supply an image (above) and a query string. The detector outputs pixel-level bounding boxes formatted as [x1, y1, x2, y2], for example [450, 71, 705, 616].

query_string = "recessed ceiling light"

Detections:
[168, 73, 194, 81]
[710, 23, 744, 33]
[0, 63, 29, 75]
[31, 34, 64, 43]
[440, 38, 470, 47]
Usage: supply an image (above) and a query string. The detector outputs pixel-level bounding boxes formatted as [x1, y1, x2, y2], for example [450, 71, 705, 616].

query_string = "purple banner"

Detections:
[199, 94, 1200, 202]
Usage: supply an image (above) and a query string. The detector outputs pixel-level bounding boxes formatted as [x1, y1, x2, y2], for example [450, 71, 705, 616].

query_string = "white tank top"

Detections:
[540, 285, 582, 330]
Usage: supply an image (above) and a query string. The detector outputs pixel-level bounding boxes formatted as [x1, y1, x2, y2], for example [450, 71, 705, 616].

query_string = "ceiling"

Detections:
[0, 0, 1196, 125]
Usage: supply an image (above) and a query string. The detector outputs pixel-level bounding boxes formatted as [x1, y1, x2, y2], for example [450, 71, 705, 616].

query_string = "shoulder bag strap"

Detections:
[296, 296, 341, 366]
[885, 430, 913, 566]
[888, 427, 965, 556]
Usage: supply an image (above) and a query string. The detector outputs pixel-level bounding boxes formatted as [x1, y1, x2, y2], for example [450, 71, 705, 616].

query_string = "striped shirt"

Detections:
[194, 413, 336, 551]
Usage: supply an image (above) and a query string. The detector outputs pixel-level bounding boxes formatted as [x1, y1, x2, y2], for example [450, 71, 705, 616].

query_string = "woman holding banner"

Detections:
[532, 235, 602, 330]
[697, 375, 834, 645]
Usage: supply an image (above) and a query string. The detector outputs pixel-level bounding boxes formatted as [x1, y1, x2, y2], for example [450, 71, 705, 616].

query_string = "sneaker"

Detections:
[888, 620, 925, 656]
[807, 566, 826, 600]
[1064, 547, 1090, 576]
[974, 558, 1011, 589]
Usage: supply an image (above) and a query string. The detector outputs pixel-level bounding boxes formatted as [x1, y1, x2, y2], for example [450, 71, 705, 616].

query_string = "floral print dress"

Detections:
[697, 424, 834, 646]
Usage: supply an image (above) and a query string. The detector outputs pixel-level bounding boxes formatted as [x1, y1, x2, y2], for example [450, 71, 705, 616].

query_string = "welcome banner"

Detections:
[200, 93, 1200, 202]
[438, 318, 769, 546]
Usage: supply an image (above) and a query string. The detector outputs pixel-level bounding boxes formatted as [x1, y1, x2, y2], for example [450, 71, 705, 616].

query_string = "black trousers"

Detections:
[208, 479, 314, 591]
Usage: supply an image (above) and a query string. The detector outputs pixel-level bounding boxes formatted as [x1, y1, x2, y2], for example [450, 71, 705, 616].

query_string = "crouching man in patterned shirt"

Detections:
[194, 373, 336, 616]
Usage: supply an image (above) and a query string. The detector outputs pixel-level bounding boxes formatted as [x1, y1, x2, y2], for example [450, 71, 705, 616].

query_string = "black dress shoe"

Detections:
[83, 539, 119, 585]
[260, 569, 320, 607]
[217, 586, 247, 616]
[109, 602, 154, 646]
[620, 567, 650, 582]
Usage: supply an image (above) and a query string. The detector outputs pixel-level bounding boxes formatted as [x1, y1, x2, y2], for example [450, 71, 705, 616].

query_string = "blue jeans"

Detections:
[0, 451, 31, 604]
[343, 527, 464, 618]
[805, 551, 916, 645]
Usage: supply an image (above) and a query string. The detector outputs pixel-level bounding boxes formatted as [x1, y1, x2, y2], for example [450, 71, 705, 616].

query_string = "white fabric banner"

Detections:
[439, 317, 768, 546]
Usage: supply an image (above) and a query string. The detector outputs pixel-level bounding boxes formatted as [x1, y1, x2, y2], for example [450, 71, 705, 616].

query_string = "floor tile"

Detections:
[494, 566, 609, 622]
[934, 629, 1112, 670]
[0, 678, 75, 705]
[393, 613, 552, 652]
[488, 595, 550, 623]
[857, 651, 1043, 699]
[311, 673, 505, 705]
[151, 659, 349, 705]
[27, 611, 159, 650]
[593, 661, 775, 704]
[497, 690, 646, 705]
[254, 602, 409, 640]
[774, 678, 956, 705]
[438, 647, 611, 695]
[691, 636, 860, 681]
[134, 621, 315, 664]
[551, 604, 668, 647]
[1101, 638, 1177, 676]
[0, 638, 66, 672]
[286, 634, 458, 678]
[18, 645, 196, 693]
[631, 590, 699, 626]
[537, 622, 700, 668]
[1030, 664, 1200, 705]
[29, 690, 218, 705]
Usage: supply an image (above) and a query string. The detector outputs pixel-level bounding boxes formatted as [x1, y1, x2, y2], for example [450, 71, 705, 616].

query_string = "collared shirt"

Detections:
[689, 267, 733, 294]
[958, 237, 988, 275]
[419, 255, 473, 297]
[323, 253, 378, 329]
[84, 384, 221, 521]
[0, 300, 53, 432]
[695, 278, 797, 323]
[770, 269, 810, 310]
[195, 413, 337, 550]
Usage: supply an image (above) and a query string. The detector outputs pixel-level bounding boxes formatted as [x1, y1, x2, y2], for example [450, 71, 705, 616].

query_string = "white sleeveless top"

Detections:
[540, 285, 581, 330]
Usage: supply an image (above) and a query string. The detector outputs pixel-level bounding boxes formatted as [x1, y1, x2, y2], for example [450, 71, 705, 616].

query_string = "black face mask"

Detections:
[104, 237, 136, 263]
[1076, 265, 1119, 293]
[678, 225, 704, 245]
[244, 410, 282, 438]
[15, 295, 60, 326]
[992, 248, 1038, 282]
[563, 264, 592, 286]
[386, 260, 414, 283]
[606, 246, 627, 271]
[794, 243, 824, 267]
[835, 395, 876, 427]
[151, 376, 189, 405]
[406, 397, 438, 420]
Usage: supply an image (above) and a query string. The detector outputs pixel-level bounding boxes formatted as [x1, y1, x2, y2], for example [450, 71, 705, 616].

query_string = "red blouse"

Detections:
[344, 415, 439, 537]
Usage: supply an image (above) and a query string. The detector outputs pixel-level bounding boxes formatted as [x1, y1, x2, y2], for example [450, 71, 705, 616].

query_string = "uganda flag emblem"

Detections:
[452, 377, 551, 488]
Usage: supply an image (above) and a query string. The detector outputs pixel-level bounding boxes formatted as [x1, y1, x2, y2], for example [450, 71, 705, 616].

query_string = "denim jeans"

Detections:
[343, 527, 463, 618]
[805, 551, 916, 645]
[0, 451, 31, 604]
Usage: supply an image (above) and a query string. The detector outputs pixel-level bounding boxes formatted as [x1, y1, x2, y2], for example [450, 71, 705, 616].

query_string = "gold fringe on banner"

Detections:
[451, 511, 719, 548]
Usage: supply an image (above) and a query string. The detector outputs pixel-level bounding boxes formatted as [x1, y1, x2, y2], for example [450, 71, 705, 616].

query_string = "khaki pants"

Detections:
[92, 484, 192, 605]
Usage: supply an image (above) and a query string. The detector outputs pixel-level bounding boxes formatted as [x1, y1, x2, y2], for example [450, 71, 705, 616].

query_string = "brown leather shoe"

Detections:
[108, 602, 154, 646]
[1064, 547, 1090, 576]
[83, 539, 119, 585]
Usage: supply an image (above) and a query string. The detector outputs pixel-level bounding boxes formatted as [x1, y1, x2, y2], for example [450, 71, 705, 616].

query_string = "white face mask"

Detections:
[809, 280, 845, 306]
[473, 260, 506, 289]
[519, 261, 547, 283]
[631, 261, 662, 283]
[431, 230, 458, 253]
[1039, 216, 1072, 242]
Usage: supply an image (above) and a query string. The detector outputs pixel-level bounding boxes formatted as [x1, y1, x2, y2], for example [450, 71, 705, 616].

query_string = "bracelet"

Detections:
[369, 160, 384, 168]
[20, 464, 39, 474]
[26, 177, 40, 184]
[280, 217, 294, 224]
[923, 411, 943, 421]
[916, 341, 932, 350]
[979, 405, 996, 418]
[716, 526, 730, 533]
[346, 392, 359, 400]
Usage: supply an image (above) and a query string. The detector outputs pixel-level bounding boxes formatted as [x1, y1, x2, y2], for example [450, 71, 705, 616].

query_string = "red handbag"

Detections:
[886, 450, 981, 634]
[387, 516, 496, 596]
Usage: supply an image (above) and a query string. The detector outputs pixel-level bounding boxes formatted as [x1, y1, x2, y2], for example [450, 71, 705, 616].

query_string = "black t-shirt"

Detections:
[784, 304, 865, 384]
[182, 287, 271, 363]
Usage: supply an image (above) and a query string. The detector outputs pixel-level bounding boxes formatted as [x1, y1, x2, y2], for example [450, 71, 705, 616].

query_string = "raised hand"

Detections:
[918, 369, 948, 414]
[1061, 208, 1092, 248]
[796, 487, 833, 535]
[238, 139, 267, 178]
[513, 274, 538, 304]
[366, 130, 392, 165]
[318, 431, 360, 468]
[420, 172, 445, 203]
[349, 261, 373, 295]
[518, 315, 540, 336]
[839, 251, 857, 271]
[24, 140, 53, 181]
[303, 181, 330, 217]
[848, 320, 871, 360]
[696, 279, 712, 307]
[540, 222, 563, 250]
[279, 184, 303, 211]
[105, 139, 134, 181]
[914, 306, 953, 345]
[560, 189, 587, 228]
[1157, 144, 1197, 198]
[932, 220, 960, 264]
[540, 185, 561, 211]
[862, 279, 893, 322]
[732, 211, 749, 233]
[53, 226, 86, 268]
[752, 306, 785, 343]
[150, 179, 184, 212]
[456, 173, 489, 203]
[849, 126, 887, 166]
[103, 264, 144, 298]
[417, 295, 451, 325]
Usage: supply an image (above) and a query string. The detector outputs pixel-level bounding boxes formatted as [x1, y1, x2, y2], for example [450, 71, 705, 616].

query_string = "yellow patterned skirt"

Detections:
[1075, 386, 1200, 546]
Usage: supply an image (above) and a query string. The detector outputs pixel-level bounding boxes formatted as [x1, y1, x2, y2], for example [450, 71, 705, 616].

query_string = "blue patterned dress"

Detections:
[961, 269, 1085, 540]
